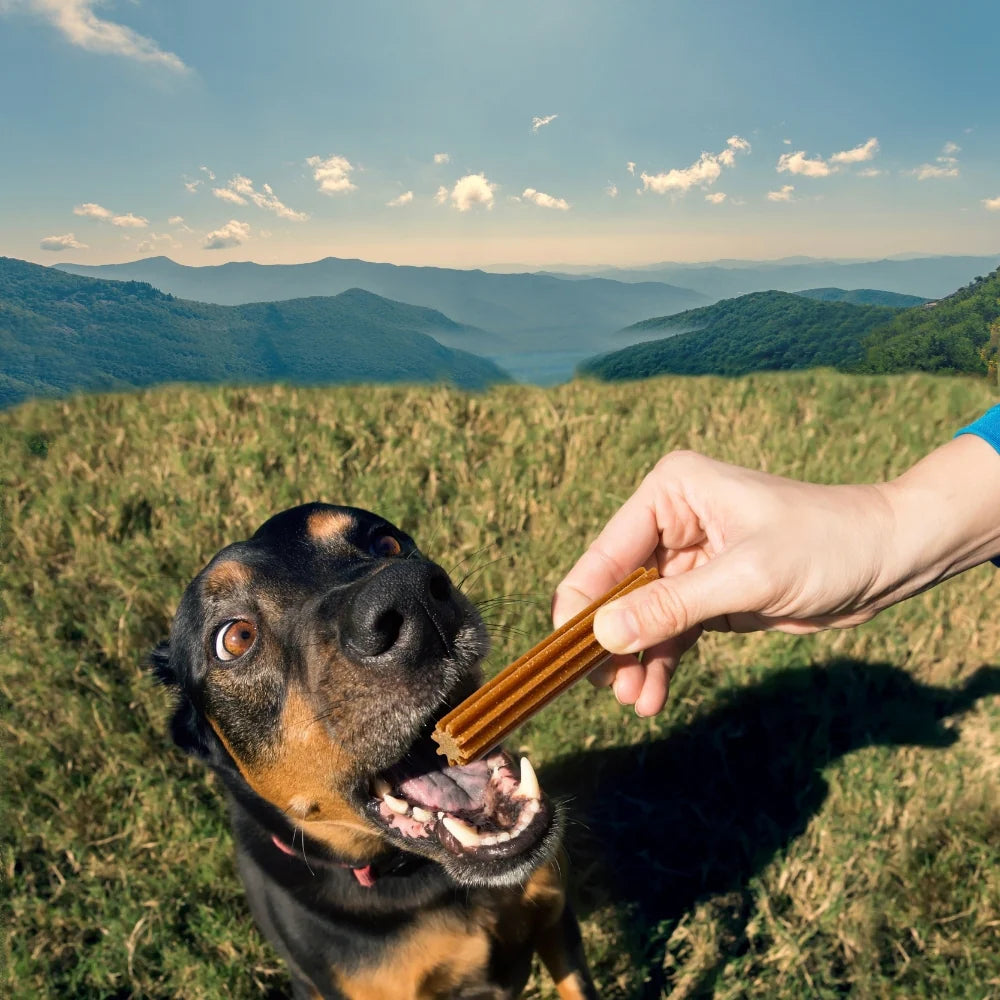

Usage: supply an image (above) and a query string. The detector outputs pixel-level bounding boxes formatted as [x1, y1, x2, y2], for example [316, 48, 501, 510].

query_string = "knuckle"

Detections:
[634, 582, 690, 638]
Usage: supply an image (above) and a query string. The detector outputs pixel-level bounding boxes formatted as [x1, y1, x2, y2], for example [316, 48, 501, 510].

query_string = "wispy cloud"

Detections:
[983, 195, 1000, 211]
[111, 212, 148, 228]
[40, 232, 86, 250]
[202, 219, 250, 250]
[184, 179, 202, 193]
[606, 183, 619, 198]
[705, 192, 727, 204]
[767, 185, 795, 202]
[386, 190, 414, 207]
[136, 231, 181, 254]
[199, 165, 216, 180]
[73, 201, 147, 227]
[829, 137, 879, 164]
[307, 154, 357, 195]
[641, 136, 750, 195]
[436, 173, 496, 211]
[4, 0, 189, 72]
[522, 187, 569, 210]
[531, 114, 558, 132]
[777, 150, 831, 177]
[909, 142, 961, 180]
[626, 161, 636, 176]
[433, 152, 450, 165]
[213, 175, 308, 220]
[858, 168, 884, 178]
[73, 201, 112, 220]
[168, 215, 184, 225]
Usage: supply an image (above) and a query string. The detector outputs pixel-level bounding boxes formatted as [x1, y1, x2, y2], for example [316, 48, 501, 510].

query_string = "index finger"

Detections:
[551, 477, 662, 628]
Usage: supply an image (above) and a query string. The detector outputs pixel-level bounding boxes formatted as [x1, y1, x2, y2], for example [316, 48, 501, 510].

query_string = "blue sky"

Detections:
[1, 0, 997, 268]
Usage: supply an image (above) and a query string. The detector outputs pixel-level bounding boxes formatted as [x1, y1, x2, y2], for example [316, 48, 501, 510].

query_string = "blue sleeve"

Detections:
[955, 405, 1000, 566]
[955, 404, 1000, 454]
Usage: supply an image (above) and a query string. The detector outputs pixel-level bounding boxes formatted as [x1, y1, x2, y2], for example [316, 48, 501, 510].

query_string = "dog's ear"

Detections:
[148, 640, 215, 760]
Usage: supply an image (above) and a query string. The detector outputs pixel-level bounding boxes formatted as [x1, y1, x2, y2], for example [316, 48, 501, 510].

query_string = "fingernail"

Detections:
[595, 606, 640, 654]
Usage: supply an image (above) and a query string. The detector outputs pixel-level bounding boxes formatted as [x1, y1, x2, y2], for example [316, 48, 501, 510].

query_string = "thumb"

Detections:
[593, 554, 761, 654]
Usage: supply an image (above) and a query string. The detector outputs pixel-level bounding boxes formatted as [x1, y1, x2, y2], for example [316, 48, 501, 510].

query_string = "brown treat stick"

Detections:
[433, 565, 659, 764]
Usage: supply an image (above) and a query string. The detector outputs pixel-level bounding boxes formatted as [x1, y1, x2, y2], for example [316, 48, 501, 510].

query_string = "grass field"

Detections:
[3, 370, 1000, 999]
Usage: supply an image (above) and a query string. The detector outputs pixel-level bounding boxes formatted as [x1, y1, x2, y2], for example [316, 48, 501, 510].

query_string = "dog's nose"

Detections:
[341, 561, 461, 661]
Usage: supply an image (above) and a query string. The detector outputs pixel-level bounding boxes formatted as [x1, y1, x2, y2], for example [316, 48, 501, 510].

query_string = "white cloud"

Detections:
[626, 161, 636, 176]
[910, 162, 959, 180]
[73, 201, 112, 219]
[202, 219, 251, 250]
[830, 137, 879, 164]
[212, 175, 308, 220]
[942, 141, 961, 156]
[782, 138, 792, 145]
[705, 192, 727, 204]
[777, 150, 831, 177]
[136, 231, 181, 254]
[433, 152, 450, 165]
[40, 232, 87, 250]
[642, 155, 721, 194]
[522, 187, 570, 210]
[213, 187, 247, 205]
[73, 201, 147, 227]
[199, 165, 216, 180]
[768, 185, 795, 202]
[387, 190, 414, 207]
[983, 196, 1000, 211]
[184, 179, 201, 193]
[6, 0, 188, 72]
[532, 114, 558, 132]
[858, 168, 884, 178]
[168, 215, 184, 225]
[111, 212, 148, 228]
[606, 183, 619, 198]
[641, 137, 750, 196]
[307, 154, 357, 194]
[438, 173, 496, 211]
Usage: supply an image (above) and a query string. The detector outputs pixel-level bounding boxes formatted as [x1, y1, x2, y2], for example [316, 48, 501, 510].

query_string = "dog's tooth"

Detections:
[441, 816, 482, 849]
[373, 777, 392, 798]
[412, 806, 433, 823]
[479, 833, 498, 846]
[516, 756, 541, 800]
[437, 811, 445, 820]
[497, 831, 512, 842]
[383, 793, 410, 816]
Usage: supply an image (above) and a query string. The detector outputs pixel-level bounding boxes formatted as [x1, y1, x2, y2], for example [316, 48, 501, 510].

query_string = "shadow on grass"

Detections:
[539, 659, 1000, 999]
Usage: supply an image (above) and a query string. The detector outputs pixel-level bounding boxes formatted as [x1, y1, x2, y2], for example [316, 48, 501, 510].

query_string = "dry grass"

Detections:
[3, 370, 1000, 998]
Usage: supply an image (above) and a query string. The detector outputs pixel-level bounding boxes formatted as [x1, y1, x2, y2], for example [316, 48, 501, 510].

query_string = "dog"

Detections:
[152, 502, 598, 1000]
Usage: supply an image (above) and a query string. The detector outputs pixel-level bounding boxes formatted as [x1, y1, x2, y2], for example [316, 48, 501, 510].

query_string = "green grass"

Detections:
[3, 371, 1000, 999]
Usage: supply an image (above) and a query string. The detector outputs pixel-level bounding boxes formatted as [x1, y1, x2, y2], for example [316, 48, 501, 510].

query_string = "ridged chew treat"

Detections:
[433, 566, 659, 765]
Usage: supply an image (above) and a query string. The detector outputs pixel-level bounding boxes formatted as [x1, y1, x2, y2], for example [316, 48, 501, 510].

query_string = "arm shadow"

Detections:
[539, 659, 1000, 998]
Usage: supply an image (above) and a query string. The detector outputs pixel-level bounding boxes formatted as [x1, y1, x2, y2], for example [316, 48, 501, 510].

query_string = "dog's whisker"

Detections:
[444, 539, 501, 581]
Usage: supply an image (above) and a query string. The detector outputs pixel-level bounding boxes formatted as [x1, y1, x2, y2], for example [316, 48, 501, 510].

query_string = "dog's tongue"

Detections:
[395, 759, 491, 814]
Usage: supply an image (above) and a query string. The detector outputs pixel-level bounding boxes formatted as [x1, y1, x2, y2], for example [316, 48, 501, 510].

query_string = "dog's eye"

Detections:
[371, 535, 402, 558]
[215, 620, 258, 661]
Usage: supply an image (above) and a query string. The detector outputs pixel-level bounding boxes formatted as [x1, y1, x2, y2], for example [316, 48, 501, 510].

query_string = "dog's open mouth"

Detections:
[363, 739, 551, 863]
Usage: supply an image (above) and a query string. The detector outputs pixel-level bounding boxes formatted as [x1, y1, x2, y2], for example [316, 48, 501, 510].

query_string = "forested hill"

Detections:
[0, 257, 508, 408]
[796, 287, 930, 308]
[580, 291, 900, 380]
[859, 267, 1000, 376]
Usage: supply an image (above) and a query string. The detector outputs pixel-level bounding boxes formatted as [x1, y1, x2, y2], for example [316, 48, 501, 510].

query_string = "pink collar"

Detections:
[271, 833, 377, 888]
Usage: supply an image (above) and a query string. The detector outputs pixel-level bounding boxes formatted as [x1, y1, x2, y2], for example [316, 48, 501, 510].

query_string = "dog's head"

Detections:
[153, 503, 559, 888]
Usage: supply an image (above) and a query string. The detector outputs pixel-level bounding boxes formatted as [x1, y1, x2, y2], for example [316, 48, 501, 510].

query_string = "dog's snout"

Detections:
[342, 561, 460, 661]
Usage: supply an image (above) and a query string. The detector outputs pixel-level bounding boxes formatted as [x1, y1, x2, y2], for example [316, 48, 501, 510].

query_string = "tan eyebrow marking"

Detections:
[306, 509, 355, 541]
[203, 559, 253, 597]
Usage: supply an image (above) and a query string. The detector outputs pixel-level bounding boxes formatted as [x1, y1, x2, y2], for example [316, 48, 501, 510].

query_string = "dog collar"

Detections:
[271, 833, 377, 888]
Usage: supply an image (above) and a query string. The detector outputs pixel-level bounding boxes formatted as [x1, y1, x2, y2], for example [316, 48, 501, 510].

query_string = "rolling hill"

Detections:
[55, 255, 708, 358]
[0, 257, 509, 408]
[796, 287, 931, 308]
[859, 267, 1000, 376]
[577, 291, 901, 380]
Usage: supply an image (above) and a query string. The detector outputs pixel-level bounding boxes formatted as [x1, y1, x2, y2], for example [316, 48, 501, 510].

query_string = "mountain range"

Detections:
[0, 258, 508, 408]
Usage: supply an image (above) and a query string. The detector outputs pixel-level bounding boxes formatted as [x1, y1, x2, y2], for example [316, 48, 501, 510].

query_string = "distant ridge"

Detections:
[795, 287, 931, 308]
[578, 290, 902, 380]
[0, 257, 509, 408]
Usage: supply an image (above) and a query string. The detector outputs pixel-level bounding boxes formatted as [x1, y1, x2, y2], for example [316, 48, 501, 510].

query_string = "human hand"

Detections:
[551, 450, 898, 716]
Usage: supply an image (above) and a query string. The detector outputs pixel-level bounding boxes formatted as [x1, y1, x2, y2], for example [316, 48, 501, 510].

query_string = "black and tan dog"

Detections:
[152, 502, 597, 999]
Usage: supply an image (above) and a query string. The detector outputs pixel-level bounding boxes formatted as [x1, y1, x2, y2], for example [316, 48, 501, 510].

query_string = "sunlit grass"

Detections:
[3, 371, 1000, 998]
